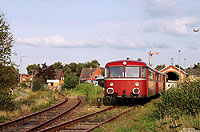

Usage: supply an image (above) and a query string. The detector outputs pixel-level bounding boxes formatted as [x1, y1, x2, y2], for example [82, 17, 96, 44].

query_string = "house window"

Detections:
[87, 80, 92, 83]
[95, 75, 100, 78]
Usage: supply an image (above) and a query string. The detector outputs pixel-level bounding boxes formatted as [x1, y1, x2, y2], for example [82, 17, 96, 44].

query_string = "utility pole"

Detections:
[178, 50, 181, 88]
[20, 56, 28, 74]
[184, 58, 186, 73]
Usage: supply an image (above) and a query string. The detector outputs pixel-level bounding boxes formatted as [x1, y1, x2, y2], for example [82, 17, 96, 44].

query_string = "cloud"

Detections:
[16, 35, 169, 49]
[188, 44, 200, 50]
[139, 0, 180, 17]
[144, 17, 198, 36]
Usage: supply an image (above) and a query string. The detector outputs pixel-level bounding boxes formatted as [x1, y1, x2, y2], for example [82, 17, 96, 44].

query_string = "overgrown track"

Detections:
[39, 105, 140, 132]
[0, 95, 81, 132]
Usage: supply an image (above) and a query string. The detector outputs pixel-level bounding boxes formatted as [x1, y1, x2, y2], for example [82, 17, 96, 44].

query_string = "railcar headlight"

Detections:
[133, 88, 140, 94]
[110, 82, 114, 86]
[135, 82, 139, 86]
[107, 88, 114, 94]
[123, 61, 127, 65]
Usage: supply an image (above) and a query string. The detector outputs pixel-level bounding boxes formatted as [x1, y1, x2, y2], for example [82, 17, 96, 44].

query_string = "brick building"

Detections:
[79, 66, 103, 83]
[161, 65, 186, 89]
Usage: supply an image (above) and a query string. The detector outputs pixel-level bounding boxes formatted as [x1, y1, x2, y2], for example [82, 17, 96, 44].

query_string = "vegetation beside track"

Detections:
[64, 83, 104, 105]
[93, 98, 159, 132]
[0, 89, 59, 123]
[93, 98, 200, 132]
[94, 79, 200, 132]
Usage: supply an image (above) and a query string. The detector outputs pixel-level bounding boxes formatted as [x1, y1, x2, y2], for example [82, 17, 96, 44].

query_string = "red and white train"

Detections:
[103, 60, 166, 105]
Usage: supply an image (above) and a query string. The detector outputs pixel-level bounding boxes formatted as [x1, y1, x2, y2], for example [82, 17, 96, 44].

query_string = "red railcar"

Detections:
[103, 60, 166, 105]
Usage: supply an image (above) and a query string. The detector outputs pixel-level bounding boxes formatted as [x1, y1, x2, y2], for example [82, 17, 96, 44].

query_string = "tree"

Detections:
[137, 58, 142, 61]
[63, 64, 72, 75]
[0, 11, 16, 110]
[69, 62, 77, 73]
[0, 12, 14, 65]
[91, 60, 100, 66]
[0, 64, 18, 110]
[101, 68, 105, 77]
[155, 64, 166, 71]
[51, 61, 63, 69]
[76, 63, 85, 77]
[32, 77, 44, 91]
[62, 60, 101, 86]
[175, 64, 184, 70]
[62, 73, 79, 89]
[85, 62, 97, 68]
[192, 62, 200, 69]
[26, 64, 40, 75]
[35, 63, 56, 83]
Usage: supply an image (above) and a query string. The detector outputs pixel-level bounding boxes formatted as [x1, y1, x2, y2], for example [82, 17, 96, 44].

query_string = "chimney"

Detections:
[171, 58, 173, 66]
[90, 66, 92, 69]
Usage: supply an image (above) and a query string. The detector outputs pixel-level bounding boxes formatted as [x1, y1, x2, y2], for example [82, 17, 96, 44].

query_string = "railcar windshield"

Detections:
[110, 66, 124, 78]
[141, 67, 147, 77]
[105, 67, 109, 78]
[125, 67, 139, 77]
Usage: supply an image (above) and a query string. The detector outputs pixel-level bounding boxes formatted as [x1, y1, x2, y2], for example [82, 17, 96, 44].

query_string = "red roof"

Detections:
[105, 60, 147, 67]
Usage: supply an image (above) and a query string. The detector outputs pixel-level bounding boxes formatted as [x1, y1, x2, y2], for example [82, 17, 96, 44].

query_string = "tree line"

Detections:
[27, 60, 101, 90]
[26, 60, 100, 77]
[155, 63, 200, 71]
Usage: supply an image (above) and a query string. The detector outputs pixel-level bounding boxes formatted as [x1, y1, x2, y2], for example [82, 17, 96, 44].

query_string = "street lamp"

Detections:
[193, 27, 200, 32]
[184, 58, 186, 73]
[20, 56, 28, 74]
[178, 50, 181, 88]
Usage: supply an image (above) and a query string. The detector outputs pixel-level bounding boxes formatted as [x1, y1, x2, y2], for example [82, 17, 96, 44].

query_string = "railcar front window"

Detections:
[105, 67, 109, 78]
[141, 67, 147, 77]
[110, 67, 124, 78]
[125, 67, 139, 77]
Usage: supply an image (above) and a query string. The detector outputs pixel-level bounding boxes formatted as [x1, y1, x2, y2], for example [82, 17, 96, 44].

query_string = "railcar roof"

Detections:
[105, 60, 147, 67]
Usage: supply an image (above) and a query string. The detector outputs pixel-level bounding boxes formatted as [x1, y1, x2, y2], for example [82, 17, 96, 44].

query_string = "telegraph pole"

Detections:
[178, 50, 181, 88]
[20, 56, 28, 74]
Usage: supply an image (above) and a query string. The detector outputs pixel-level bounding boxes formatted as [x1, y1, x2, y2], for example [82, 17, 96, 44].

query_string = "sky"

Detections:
[0, 0, 200, 73]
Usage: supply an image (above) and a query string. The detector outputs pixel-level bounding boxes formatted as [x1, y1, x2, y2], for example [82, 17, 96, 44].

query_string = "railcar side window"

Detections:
[110, 66, 124, 78]
[148, 70, 153, 80]
[105, 67, 109, 78]
[141, 67, 147, 77]
[125, 67, 139, 77]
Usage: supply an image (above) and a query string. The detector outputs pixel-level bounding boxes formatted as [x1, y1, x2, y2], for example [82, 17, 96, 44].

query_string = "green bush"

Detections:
[62, 73, 79, 89]
[157, 78, 200, 118]
[32, 78, 44, 91]
[0, 90, 15, 110]
[19, 82, 28, 88]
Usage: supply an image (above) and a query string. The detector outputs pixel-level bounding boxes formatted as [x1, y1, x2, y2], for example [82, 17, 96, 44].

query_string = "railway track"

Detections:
[0, 95, 81, 132]
[39, 105, 140, 132]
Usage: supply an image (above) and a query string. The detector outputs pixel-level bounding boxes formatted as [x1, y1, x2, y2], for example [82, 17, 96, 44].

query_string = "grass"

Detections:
[156, 113, 200, 131]
[64, 83, 104, 106]
[0, 90, 59, 123]
[93, 98, 200, 132]
[93, 98, 160, 132]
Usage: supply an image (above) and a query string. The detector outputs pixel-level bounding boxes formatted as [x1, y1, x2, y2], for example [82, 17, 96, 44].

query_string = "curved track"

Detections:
[0, 96, 81, 132]
[39, 105, 140, 132]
